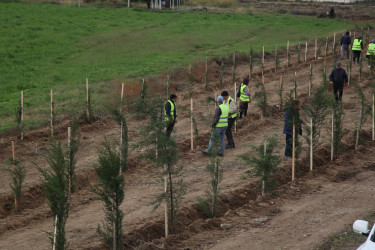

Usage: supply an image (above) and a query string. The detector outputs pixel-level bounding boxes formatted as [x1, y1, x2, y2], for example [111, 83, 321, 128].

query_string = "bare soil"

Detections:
[1, 23, 375, 250]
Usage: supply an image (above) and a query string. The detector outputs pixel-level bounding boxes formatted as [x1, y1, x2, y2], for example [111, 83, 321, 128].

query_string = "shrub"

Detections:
[254, 82, 268, 118]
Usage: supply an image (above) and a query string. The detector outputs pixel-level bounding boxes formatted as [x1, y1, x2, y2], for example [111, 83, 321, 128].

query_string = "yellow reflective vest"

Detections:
[240, 83, 250, 102]
[352, 39, 362, 51]
[367, 43, 375, 56]
[224, 96, 237, 119]
[216, 104, 229, 128]
[164, 100, 176, 122]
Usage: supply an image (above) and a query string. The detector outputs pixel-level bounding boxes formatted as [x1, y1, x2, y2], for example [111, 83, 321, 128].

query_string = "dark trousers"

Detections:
[239, 102, 249, 119]
[353, 51, 361, 63]
[166, 122, 175, 137]
[341, 44, 350, 59]
[333, 84, 343, 101]
[285, 134, 292, 158]
[225, 117, 236, 147]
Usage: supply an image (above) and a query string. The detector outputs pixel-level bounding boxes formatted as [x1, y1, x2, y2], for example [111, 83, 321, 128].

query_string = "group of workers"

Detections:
[164, 31, 374, 158]
[164, 79, 251, 156]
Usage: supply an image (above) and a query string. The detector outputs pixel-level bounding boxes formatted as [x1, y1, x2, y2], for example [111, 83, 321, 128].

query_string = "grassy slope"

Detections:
[0, 2, 350, 132]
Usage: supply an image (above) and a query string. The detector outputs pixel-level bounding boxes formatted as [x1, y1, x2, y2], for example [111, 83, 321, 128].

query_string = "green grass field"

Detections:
[0, 2, 351, 133]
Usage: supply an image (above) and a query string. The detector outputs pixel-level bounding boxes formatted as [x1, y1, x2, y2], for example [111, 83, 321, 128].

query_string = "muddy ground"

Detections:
[1, 17, 375, 250]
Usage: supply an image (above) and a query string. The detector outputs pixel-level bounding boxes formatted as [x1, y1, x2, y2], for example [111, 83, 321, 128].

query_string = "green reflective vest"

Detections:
[225, 96, 237, 118]
[164, 100, 176, 122]
[240, 83, 250, 102]
[367, 43, 375, 56]
[352, 39, 362, 51]
[216, 104, 229, 128]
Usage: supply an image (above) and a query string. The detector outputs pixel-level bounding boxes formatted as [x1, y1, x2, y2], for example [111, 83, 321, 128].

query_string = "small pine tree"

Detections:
[249, 48, 253, 78]
[240, 136, 281, 195]
[37, 141, 70, 250]
[297, 42, 301, 64]
[232, 53, 236, 85]
[284, 93, 302, 159]
[219, 62, 224, 88]
[325, 37, 329, 57]
[309, 64, 313, 95]
[254, 82, 268, 118]
[352, 82, 371, 148]
[67, 118, 80, 193]
[110, 106, 128, 172]
[188, 65, 193, 97]
[329, 98, 344, 159]
[91, 140, 124, 250]
[15, 97, 23, 139]
[6, 159, 26, 212]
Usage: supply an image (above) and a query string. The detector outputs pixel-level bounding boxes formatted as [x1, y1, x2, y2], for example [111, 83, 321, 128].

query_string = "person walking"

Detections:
[221, 91, 237, 149]
[202, 96, 229, 156]
[340, 31, 351, 60]
[329, 62, 348, 102]
[352, 36, 363, 64]
[239, 78, 251, 119]
[366, 39, 375, 68]
[283, 100, 302, 158]
[164, 94, 177, 137]
[329, 6, 335, 19]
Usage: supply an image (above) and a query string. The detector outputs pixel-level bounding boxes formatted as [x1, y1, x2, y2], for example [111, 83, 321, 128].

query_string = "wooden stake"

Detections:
[279, 76, 283, 110]
[234, 83, 237, 133]
[232, 52, 236, 84]
[305, 42, 308, 62]
[50, 89, 54, 137]
[262, 140, 266, 196]
[120, 83, 124, 174]
[331, 114, 334, 161]
[53, 215, 57, 250]
[315, 38, 317, 59]
[12, 141, 17, 210]
[310, 118, 313, 171]
[191, 99, 193, 151]
[287, 40, 290, 67]
[294, 72, 297, 99]
[21, 90, 24, 140]
[86, 78, 90, 121]
[262, 45, 265, 65]
[372, 94, 375, 141]
[164, 166, 169, 237]
[325, 37, 328, 56]
[309, 64, 312, 97]
[333, 33, 336, 52]
[292, 118, 295, 182]
[262, 75, 265, 85]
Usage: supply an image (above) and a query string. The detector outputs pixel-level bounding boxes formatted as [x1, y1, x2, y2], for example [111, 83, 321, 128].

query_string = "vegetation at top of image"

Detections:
[0, 2, 351, 133]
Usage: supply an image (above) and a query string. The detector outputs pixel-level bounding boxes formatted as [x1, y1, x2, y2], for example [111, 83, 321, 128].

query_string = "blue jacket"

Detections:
[340, 35, 351, 46]
[283, 107, 301, 136]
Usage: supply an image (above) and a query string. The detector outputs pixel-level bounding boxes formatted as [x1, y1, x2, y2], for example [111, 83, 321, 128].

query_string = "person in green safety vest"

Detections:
[366, 39, 375, 69]
[221, 91, 237, 149]
[239, 78, 251, 119]
[202, 96, 229, 156]
[352, 36, 363, 64]
[164, 94, 177, 137]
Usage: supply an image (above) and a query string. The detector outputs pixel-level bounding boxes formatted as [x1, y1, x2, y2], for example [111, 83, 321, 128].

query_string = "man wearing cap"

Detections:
[352, 36, 363, 64]
[202, 96, 229, 156]
[221, 90, 237, 149]
[239, 78, 251, 119]
[329, 62, 348, 102]
[366, 39, 375, 69]
[340, 31, 351, 60]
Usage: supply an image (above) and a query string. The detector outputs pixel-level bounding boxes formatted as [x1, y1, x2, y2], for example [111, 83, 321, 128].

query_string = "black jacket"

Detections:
[340, 35, 351, 45]
[329, 68, 348, 86]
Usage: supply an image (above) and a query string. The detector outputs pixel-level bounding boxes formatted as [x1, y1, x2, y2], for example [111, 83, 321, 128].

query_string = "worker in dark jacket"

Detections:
[329, 6, 334, 19]
[164, 94, 177, 137]
[352, 36, 363, 64]
[329, 62, 348, 102]
[340, 31, 351, 60]
[283, 100, 302, 158]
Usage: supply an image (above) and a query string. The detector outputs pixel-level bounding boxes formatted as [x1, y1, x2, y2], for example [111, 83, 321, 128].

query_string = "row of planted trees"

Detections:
[3, 29, 375, 249]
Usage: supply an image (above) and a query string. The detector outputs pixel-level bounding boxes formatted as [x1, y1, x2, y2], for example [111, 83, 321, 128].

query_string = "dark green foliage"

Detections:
[110, 106, 128, 172]
[284, 93, 302, 158]
[332, 42, 338, 69]
[6, 159, 26, 212]
[239, 136, 281, 194]
[322, 61, 328, 87]
[329, 98, 344, 159]
[196, 156, 223, 218]
[192, 116, 199, 141]
[139, 98, 185, 232]
[219, 62, 224, 88]
[325, 37, 329, 56]
[254, 82, 268, 118]
[293, 73, 297, 99]
[352, 82, 371, 148]
[91, 141, 124, 250]
[68, 118, 80, 193]
[37, 141, 70, 250]
[85, 87, 94, 123]
[304, 85, 330, 161]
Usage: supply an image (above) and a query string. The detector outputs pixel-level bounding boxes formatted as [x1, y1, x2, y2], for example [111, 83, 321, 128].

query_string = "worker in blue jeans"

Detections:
[202, 96, 229, 156]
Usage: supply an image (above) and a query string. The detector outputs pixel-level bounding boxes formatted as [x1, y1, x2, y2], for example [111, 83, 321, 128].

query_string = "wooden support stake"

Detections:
[50, 89, 54, 137]
[164, 166, 169, 238]
[232, 52, 236, 84]
[234, 83, 237, 133]
[191, 99, 193, 151]
[325, 37, 328, 56]
[310, 118, 313, 171]
[12, 141, 17, 210]
[309, 64, 312, 97]
[86, 77, 90, 121]
[262, 75, 264, 85]
[372, 93, 374, 141]
[305, 42, 308, 62]
[21, 90, 24, 140]
[331, 114, 334, 161]
[262, 45, 265, 65]
[120, 83, 124, 174]
[333, 33, 336, 52]
[292, 118, 295, 182]
[262, 140, 266, 196]
[315, 38, 317, 59]
[294, 72, 297, 99]
[279, 76, 283, 110]
[53, 215, 58, 250]
[287, 40, 290, 67]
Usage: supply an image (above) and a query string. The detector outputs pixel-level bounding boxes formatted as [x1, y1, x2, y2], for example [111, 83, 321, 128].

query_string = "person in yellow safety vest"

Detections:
[164, 94, 177, 137]
[352, 36, 363, 64]
[202, 96, 229, 157]
[239, 77, 251, 119]
[366, 39, 375, 69]
[221, 91, 237, 149]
